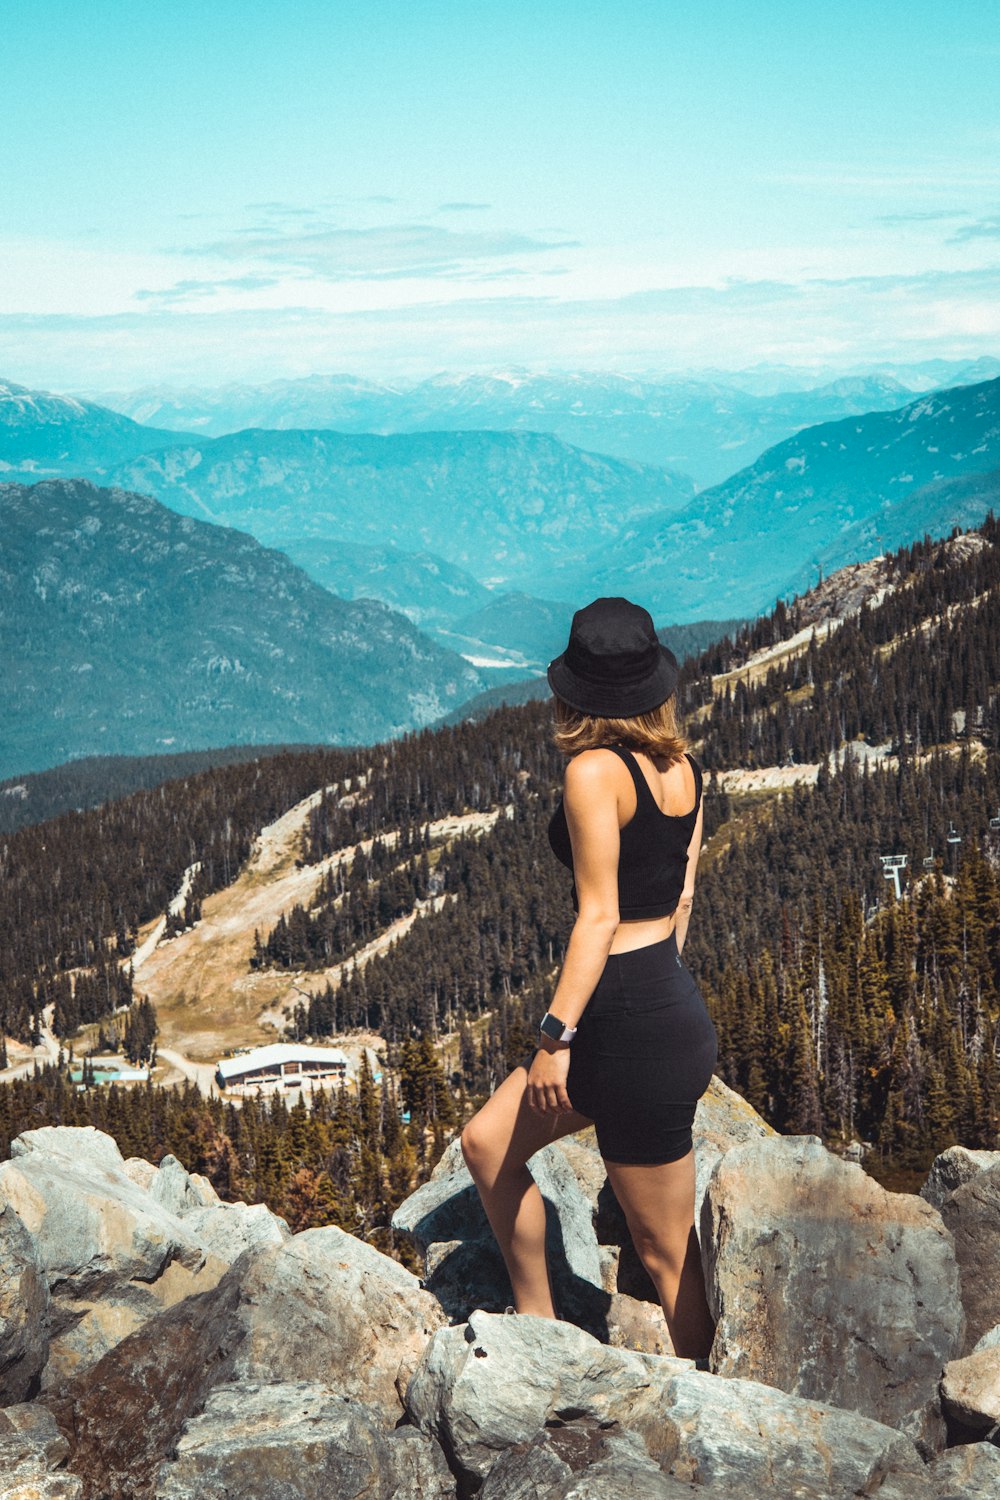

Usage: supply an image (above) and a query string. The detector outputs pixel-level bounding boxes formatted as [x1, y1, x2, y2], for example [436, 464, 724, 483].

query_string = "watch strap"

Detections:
[539, 1010, 577, 1043]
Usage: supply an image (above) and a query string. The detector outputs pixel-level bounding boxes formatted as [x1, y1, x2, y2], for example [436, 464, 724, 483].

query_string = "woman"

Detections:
[460, 596, 719, 1361]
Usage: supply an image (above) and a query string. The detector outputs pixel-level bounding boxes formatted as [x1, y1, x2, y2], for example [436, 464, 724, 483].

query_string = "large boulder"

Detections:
[0, 1200, 49, 1405]
[939, 1345, 1000, 1432]
[919, 1145, 1000, 1211]
[0, 1128, 237, 1392]
[0, 1402, 82, 1499]
[479, 1424, 693, 1500]
[50, 1254, 251, 1500]
[0, 1131, 205, 1310]
[405, 1308, 925, 1496]
[404, 1308, 683, 1488]
[702, 1134, 964, 1426]
[872, 1439, 1000, 1500]
[940, 1162, 1000, 1352]
[231, 1224, 447, 1419]
[154, 1381, 456, 1500]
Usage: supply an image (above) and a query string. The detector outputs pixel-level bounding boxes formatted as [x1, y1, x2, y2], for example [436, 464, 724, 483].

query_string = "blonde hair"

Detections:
[550, 691, 689, 762]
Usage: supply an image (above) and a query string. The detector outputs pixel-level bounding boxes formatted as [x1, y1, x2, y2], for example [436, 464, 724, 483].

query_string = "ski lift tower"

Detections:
[946, 821, 962, 875]
[880, 853, 907, 899]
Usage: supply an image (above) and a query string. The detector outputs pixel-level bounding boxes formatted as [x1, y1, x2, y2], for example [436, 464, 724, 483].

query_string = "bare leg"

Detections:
[461, 1057, 595, 1317]
[604, 1149, 716, 1359]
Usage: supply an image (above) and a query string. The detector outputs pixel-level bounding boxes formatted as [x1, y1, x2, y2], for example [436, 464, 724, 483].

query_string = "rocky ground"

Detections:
[2, 1078, 1000, 1498]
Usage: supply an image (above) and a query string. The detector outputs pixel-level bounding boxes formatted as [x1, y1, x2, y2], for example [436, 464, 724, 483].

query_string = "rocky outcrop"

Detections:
[918, 1144, 1000, 1211]
[702, 1133, 964, 1427]
[0, 1118, 997, 1498]
[0, 1126, 271, 1392]
[0, 1401, 83, 1498]
[939, 1161, 1000, 1352]
[153, 1381, 456, 1499]
[230, 1224, 447, 1411]
[0, 1200, 49, 1404]
[404, 1309, 924, 1497]
[47, 1262, 249, 1500]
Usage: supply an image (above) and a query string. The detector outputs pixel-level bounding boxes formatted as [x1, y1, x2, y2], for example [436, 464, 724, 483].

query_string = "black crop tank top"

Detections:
[546, 745, 702, 919]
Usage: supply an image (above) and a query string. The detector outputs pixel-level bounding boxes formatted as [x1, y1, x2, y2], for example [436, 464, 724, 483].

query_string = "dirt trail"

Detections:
[129, 784, 504, 1064]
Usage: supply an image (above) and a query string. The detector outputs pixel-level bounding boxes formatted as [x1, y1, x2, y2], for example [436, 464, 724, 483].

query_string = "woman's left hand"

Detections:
[526, 1042, 573, 1114]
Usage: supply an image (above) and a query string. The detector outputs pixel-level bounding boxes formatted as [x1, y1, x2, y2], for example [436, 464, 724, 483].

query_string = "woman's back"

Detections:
[547, 744, 703, 920]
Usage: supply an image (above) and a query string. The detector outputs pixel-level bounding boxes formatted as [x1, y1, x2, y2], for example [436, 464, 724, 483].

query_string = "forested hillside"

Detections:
[1, 511, 998, 1243]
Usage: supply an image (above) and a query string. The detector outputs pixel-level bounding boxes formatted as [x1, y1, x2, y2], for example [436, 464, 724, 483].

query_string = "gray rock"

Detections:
[894, 1393, 950, 1463]
[154, 1381, 399, 1500]
[920, 1145, 1000, 1211]
[182, 1200, 290, 1262]
[122, 1157, 160, 1192]
[232, 1224, 447, 1419]
[941, 1163, 1000, 1352]
[405, 1308, 923, 1496]
[703, 1133, 964, 1425]
[10, 1125, 125, 1172]
[0, 1148, 205, 1312]
[0, 1201, 49, 1404]
[381, 1424, 457, 1499]
[872, 1438, 1000, 1499]
[404, 1308, 691, 1486]
[0, 1403, 82, 1499]
[689, 1073, 777, 1246]
[150, 1155, 220, 1216]
[977, 1327, 1000, 1354]
[393, 1136, 606, 1333]
[925, 1440, 1000, 1497]
[659, 1367, 924, 1495]
[53, 1254, 251, 1500]
[480, 1423, 693, 1500]
[940, 1346, 1000, 1430]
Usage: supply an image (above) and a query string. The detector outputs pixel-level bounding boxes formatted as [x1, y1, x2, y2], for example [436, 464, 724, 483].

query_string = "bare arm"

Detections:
[527, 750, 621, 1113]
[672, 794, 704, 957]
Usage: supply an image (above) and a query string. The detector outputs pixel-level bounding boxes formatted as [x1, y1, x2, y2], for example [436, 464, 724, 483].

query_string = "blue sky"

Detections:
[1, 0, 998, 387]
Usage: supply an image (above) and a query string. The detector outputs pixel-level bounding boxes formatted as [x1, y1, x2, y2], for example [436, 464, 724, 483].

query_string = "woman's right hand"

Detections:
[526, 1041, 573, 1114]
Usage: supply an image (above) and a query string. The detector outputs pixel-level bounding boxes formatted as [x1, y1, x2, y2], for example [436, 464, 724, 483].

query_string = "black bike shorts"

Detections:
[525, 928, 718, 1165]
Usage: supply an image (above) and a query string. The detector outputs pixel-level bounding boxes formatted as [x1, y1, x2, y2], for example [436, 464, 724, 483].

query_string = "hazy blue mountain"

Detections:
[813, 467, 1000, 577]
[105, 428, 695, 584]
[90, 368, 927, 485]
[279, 537, 492, 627]
[0, 378, 196, 477]
[520, 377, 1000, 620]
[0, 478, 488, 779]
[428, 592, 575, 673]
[390, 371, 918, 485]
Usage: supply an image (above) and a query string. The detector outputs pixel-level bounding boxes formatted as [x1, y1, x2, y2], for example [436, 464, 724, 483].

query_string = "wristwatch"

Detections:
[539, 1011, 578, 1044]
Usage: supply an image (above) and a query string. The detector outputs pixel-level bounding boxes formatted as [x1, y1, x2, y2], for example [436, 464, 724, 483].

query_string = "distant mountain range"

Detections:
[5, 371, 1000, 692]
[80, 367, 991, 487]
[0, 478, 491, 779]
[0, 379, 196, 476]
[103, 428, 695, 586]
[520, 377, 1000, 619]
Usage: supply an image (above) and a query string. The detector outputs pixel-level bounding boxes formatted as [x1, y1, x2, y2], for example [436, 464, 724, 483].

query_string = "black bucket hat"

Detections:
[547, 596, 679, 717]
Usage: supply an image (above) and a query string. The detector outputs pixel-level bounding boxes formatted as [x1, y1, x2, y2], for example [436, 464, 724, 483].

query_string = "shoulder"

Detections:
[684, 750, 703, 793]
[563, 747, 624, 796]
